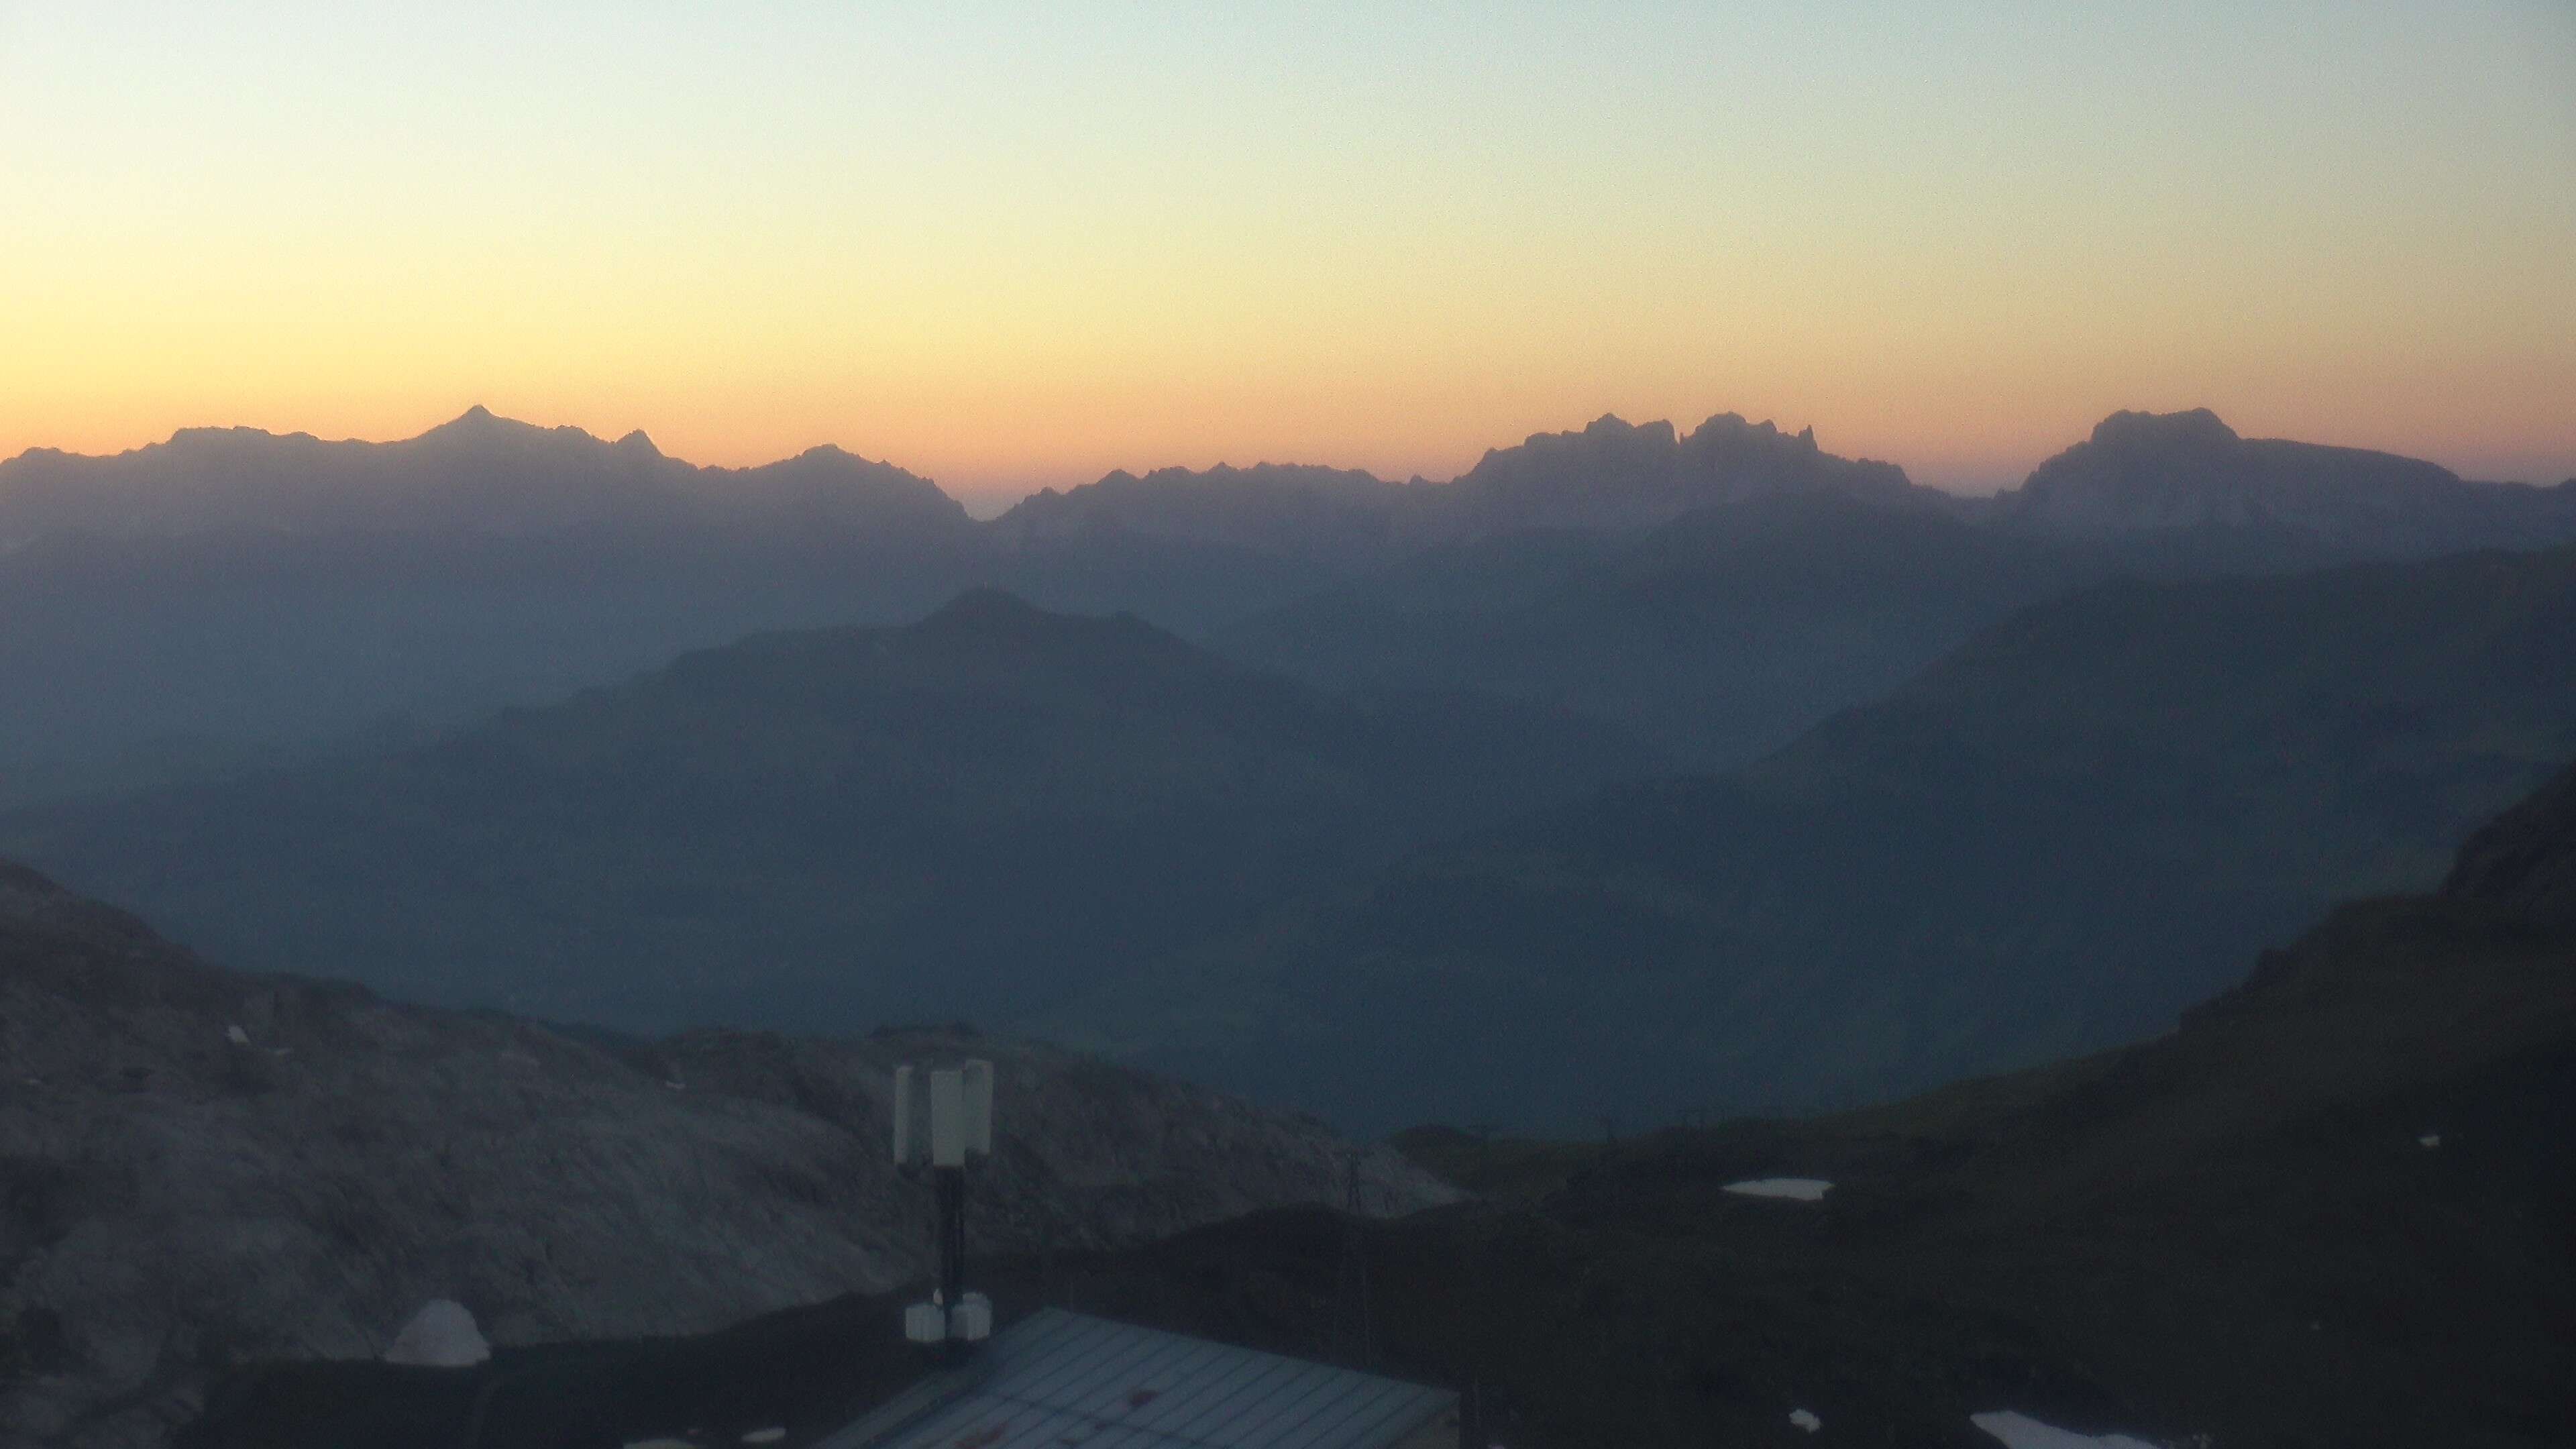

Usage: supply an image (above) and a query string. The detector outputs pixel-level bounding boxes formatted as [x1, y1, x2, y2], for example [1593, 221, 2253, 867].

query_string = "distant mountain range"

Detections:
[6, 405, 2569, 781]
[0, 405, 969, 543]
[1043, 543, 2576, 1132]
[1211, 413, 2576, 771]
[1, 592, 1657, 1033]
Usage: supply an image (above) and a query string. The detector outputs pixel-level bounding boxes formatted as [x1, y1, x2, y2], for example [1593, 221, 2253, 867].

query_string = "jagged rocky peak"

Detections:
[1580, 413, 1677, 445]
[1433, 407, 1930, 536]
[1683, 411, 1799, 444]
[415, 402, 553, 443]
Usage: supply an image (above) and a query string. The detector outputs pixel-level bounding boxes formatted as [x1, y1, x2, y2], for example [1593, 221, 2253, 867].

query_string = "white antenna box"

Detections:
[892, 1058, 994, 1166]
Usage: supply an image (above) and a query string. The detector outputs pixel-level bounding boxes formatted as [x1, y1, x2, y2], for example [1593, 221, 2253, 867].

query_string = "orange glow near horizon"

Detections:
[3, 4, 2570, 511]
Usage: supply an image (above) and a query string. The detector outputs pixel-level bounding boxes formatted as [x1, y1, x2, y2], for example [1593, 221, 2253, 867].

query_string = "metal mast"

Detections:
[893, 1058, 995, 1362]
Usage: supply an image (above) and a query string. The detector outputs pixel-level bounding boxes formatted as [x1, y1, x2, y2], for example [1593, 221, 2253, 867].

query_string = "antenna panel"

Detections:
[961, 1059, 994, 1155]
[930, 1067, 966, 1167]
[891, 1064, 914, 1164]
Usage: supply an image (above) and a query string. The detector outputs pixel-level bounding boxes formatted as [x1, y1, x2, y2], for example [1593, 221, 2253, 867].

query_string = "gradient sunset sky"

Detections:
[4, 1, 2570, 513]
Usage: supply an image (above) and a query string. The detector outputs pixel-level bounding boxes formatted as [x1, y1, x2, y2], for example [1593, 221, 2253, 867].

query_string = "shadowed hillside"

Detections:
[1214, 489, 2111, 770]
[0, 858, 1451, 1449]
[1053, 544, 2576, 1133]
[2, 592, 1659, 1034]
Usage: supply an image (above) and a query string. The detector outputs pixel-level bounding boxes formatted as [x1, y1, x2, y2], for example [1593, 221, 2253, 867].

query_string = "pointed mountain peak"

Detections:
[419, 404, 540, 443]
[614, 429, 658, 455]
[914, 587, 1062, 635]
[907, 588, 1175, 655]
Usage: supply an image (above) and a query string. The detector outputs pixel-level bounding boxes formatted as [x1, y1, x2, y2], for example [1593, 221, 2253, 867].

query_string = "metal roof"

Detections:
[823, 1309, 1454, 1449]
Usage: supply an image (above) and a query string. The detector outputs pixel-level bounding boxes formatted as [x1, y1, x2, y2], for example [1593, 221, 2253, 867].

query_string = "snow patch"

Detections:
[2418, 1133, 2440, 1148]
[1971, 1409, 2160, 1449]
[1790, 1407, 1821, 1432]
[622, 1440, 696, 1449]
[1723, 1177, 1831, 1201]
[384, 1299, 490, 1368]
[743, 1430, 787, 1445]
[225, 1024, 250, 1046]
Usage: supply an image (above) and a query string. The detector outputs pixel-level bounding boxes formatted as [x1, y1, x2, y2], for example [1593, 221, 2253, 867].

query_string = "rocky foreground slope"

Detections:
[0, 861, 1450, 1448]
[192, 757, 2576, 1449]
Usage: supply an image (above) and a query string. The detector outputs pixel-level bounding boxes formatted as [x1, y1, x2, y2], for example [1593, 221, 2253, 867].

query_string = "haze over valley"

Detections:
[6, 405, 2574, 1138]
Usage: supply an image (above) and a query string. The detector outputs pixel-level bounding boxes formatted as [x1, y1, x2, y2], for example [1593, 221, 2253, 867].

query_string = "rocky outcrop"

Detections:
[0, 861, 1451, 1448]
[2444, 757, 2576, 928]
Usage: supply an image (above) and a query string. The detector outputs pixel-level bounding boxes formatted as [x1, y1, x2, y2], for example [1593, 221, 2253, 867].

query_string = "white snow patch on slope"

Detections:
[1723, 1177, 1831, 1201]
[1789, 1407, 1821, 1432]
[383, 1299, 490, 1368]
[1972, 1409, 2161, 1448]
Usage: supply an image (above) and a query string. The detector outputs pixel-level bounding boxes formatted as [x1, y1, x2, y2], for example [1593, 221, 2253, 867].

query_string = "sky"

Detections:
[3, 1, 2571, 513]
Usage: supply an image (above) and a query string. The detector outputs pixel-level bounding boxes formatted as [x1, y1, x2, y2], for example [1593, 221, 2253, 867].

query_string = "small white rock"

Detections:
[1723, 1177, 1832, 1202]
[225, 1024, 251, 1046]
[1790, 1407, 1822, 1432]
[384, 1299, 490, 1368]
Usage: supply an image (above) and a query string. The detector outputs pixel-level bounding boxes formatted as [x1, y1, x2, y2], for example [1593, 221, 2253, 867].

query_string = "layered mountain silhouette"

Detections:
[1212, 490, 2110, 770]
[1212, 413, 2576, 771]
[1046, 543, 2576, 1133]
[1, 592, 1657, 1034]
[5, 405, 2571, 784]
[0, 405, 969, 542]
[987, 412, 1937, 570]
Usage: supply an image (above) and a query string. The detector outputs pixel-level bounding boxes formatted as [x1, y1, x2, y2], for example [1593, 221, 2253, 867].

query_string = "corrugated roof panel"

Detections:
[853, 1311, 1452, 1449]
